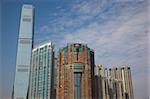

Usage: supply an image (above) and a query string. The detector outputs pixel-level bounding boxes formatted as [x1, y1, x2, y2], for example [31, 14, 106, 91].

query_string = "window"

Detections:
[74, 73, 82, 99]
[22, 17, 31, 22]
[17, 68, 28, 72]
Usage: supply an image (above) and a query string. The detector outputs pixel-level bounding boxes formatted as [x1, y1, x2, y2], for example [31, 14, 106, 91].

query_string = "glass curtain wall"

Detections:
[74, 73, 82, 99]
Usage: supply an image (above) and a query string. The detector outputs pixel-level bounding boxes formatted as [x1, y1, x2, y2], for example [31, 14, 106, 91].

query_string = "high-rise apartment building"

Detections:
[13, 4, 34, 99]
[28, 42, 55, 99]
[56, 43, 95, 99]
[95, 65, 134, 99]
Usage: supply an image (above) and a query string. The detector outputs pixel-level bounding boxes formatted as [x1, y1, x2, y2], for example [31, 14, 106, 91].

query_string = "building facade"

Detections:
[29, 42, 55, 99]
[13, 4, 34, 99]
[95, 65, 134, 99]
[56, 43, 95, 99]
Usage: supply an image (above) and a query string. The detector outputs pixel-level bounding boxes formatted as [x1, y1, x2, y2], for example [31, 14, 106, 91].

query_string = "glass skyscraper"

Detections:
[28, 42, 55, 99]
[13, 4, 34, 99]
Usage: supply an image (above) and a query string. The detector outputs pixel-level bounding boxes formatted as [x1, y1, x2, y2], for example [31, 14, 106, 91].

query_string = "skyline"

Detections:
[1, 0, 149, 99]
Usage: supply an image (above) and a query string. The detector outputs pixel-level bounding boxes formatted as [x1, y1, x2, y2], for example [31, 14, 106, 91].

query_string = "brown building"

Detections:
[56, 43, 95, 99]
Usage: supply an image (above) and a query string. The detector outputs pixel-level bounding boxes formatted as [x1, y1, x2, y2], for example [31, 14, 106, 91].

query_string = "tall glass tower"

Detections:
[13, 4, 34, 99]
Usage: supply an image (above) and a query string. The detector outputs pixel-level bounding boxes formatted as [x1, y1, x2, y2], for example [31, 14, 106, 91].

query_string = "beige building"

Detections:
[94, 65, 134, 99]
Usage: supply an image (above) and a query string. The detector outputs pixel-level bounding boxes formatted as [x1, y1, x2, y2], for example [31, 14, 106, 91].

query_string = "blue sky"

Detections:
[1, 0, 149, 99]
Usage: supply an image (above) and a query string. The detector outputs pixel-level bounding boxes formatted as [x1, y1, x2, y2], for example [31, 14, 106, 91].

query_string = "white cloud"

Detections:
[59, 1, 149, 98]
[132, 71, 149, 99]
[35, 0, 149, 98]
[40, 25, 50, 33]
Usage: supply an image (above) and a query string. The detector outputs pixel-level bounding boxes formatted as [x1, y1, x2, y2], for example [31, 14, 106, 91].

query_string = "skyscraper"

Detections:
[95, 65, 134, 99]
[28, 42, 55, 99]
[13, 4, 34, 99]
[56, 43, 95, 99]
